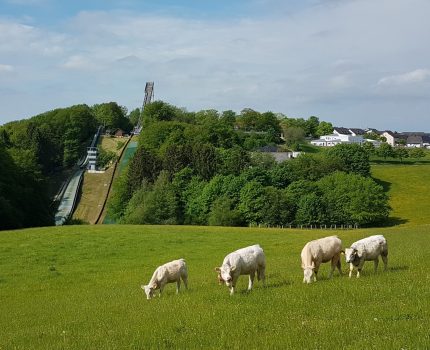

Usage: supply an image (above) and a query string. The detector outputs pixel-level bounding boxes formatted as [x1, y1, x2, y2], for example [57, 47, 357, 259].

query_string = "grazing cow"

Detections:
[301, 235, 343, 284]
[345, 235, 388, 278]
[215, 244, 266, 295]
[141, 258, 188, 299]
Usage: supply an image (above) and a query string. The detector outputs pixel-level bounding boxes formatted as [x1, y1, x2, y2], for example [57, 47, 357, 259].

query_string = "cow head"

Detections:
[214, 267, 225, 285]
[141, 284, 155, 300]
[345, 248, 358, 264]
[303, 267, 313, 284]
[215, 265, 236, 287]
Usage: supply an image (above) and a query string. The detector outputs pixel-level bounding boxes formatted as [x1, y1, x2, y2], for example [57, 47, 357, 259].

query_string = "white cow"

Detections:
[345, 235, 388, 278]
[301, 235, 343, 284]
[141, 258, 188, 299]
[215, 244, 266, 295]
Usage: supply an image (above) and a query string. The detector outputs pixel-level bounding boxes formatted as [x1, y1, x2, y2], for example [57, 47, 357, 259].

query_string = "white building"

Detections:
[311, 127, 365, 147]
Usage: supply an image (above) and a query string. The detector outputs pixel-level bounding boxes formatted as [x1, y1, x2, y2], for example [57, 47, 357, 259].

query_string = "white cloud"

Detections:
[377, 69, 430, 86]
[61, 55, 95, 70]
[0, 64, 14, 73]
[1, 0, 430, 131]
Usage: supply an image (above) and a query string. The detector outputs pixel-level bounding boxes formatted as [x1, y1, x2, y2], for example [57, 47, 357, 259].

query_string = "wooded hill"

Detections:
[0, 102, 132, 230]
[107, 101, 390, 227]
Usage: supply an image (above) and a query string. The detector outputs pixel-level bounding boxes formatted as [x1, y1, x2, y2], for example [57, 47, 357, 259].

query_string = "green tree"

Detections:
[128, 108, 141, 126]
[122, 171, 178, 224]
[315, 121, 333, 137]
[282, 126, 306, 148]
[208, 196, 243, 227]
[295, 193, 327, 225]
[394, 147, 409, 162]
[377, 143, 395, 160]
[305, 116, 319, 138]
[326, 143, 370, 177]
[318, 172, 390, 226]
[362, 141, 375, 156]
[238, 180, 267, 224]
[93, 102, 131, 131]
[408, 147, 425, 159]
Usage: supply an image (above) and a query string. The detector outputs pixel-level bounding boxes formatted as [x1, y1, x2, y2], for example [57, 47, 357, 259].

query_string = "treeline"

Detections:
[0, 102, 132, 230]
[108, 101, 389, 227]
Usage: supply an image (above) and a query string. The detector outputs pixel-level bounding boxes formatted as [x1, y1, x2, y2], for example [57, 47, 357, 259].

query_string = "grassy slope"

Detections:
[372, 164, 430, 226]
[72, 136, 128, 224]
[1, 165, 430, 349]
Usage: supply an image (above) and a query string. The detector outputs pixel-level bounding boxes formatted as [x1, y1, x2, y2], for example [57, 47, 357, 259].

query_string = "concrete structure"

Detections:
[87, 146, 98, 171]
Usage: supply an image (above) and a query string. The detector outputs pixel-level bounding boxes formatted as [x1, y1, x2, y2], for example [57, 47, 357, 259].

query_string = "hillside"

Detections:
[372, 164, 430, 226]
[1, 163, 430, 348]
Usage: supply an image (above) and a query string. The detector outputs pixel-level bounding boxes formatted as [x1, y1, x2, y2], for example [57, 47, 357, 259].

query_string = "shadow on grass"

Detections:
[371, 159, 430, 165]
[372, 178, 392, 192]
[382, 217, 409, 227]
[389, 265, 409, 272]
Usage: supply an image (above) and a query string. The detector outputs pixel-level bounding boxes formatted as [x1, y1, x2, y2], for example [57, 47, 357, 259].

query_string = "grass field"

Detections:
[372, 164, 430, 226]
[1, 164, 430, 349]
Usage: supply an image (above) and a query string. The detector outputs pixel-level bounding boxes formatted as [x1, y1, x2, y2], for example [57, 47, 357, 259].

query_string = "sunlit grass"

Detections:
[0, 224, 429, 349]
[372, 164, 430, 226]
[2, 163, 430, 349]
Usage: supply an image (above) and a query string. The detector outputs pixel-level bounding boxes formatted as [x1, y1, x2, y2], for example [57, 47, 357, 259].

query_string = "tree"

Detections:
[394, 147, 409, 162]
[93, 102, 131, 132]
[128, 108, 141, 126]
[218, 146, 250, 176]
[362, 141, 375, 156]
[208, 196, 243, 227]
[238, 181, 267, 224]
[282, 126, 306, 147]
[408, 147, 426, 159]
[326, 143, 370, 177]
[377, 143, 394, 160]
[295, 193, 327, 225]
[305, 116, 319, 138]
[315, 121, 333, 137]
[191, 143, 219, 180]
[318, 172, 390, 226]
[141, 100, 183, 123]
[122, 171, 178, 224]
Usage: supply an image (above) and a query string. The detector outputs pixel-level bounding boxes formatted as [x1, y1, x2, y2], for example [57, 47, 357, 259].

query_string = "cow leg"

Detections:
[176, 279, 181, 294]
[182, 274, 188, 290]
[329, 256, 339, 279]
[229, 285, 235, 296]
[248, 272, 255, 291]
[357, 260, 365, 278]
[260, 266, 266, 287]
[337, 258, 342, 276]
[381, 254, 388, 271]
[313, 268, 318, 282]
[374, 258, 379, 273]
[349, 263, 354, 278]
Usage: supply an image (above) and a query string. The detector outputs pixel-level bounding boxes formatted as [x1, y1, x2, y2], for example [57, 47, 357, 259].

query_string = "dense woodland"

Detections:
[1, 100, 394, 230]
[0, 102, 132, 230]
[107, 101, 390, 227]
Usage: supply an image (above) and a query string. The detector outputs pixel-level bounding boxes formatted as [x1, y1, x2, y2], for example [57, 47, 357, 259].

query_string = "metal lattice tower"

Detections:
[134, 82, 154, 134]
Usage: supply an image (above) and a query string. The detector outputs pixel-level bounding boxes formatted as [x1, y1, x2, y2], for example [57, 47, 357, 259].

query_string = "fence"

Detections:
[248, 223, 361, 230]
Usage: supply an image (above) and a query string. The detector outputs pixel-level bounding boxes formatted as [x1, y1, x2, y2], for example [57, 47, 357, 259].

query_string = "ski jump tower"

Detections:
[134, 82, 154, 135]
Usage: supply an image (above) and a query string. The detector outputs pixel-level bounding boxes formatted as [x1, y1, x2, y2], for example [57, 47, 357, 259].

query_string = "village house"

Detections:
[311, 127, 380, 147]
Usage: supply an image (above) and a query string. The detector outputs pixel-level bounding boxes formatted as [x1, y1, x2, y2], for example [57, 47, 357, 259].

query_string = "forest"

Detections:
[107, 101, 390, 227]
[0, 102, 131, 230]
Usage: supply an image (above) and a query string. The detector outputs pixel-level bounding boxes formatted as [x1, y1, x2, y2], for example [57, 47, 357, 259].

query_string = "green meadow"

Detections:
[1, 164, 430, 349]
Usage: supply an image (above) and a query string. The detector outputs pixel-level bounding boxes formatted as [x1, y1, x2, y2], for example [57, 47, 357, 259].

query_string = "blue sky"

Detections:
[0, 0, 429, 131]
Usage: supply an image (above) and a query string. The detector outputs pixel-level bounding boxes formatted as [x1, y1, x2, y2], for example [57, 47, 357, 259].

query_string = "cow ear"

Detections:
[150, 281, 158, 289]
[215, 267, 221, 272]
[356, 248, 364, 258]
[230, 265, 237, 272]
